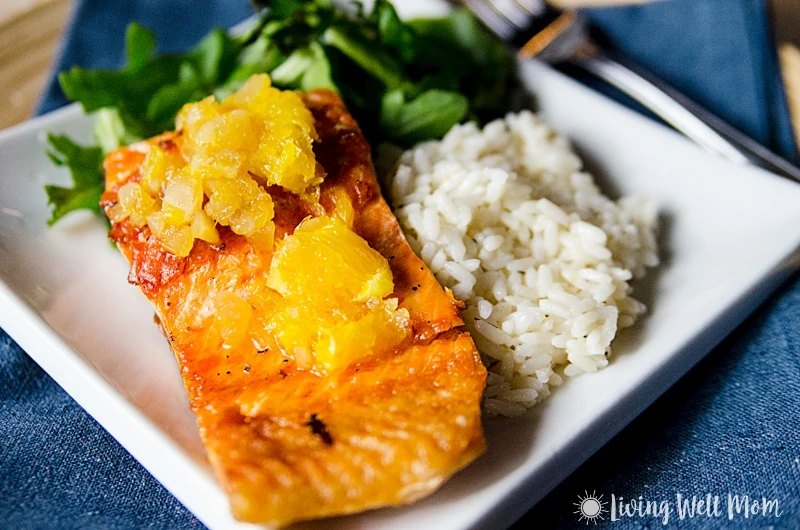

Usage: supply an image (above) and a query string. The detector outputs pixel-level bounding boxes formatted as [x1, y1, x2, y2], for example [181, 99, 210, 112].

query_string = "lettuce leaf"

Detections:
[44, 134, 105, 226]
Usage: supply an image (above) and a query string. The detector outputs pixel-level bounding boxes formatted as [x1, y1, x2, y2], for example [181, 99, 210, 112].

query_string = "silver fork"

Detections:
[462, 0, 800, 184]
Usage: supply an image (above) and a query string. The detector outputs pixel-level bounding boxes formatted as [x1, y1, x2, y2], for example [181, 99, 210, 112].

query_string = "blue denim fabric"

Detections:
[585, 0, 798, 162]
[2, 0, 799, 528]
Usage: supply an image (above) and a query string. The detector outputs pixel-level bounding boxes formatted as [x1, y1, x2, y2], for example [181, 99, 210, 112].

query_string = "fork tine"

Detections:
[513, 0, 547, 18]
[491, 0, 536, 29]
[463, 0, 518, 40]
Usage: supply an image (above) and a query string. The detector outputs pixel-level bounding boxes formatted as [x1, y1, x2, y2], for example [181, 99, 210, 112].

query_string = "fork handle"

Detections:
[570, 44, 800, 184]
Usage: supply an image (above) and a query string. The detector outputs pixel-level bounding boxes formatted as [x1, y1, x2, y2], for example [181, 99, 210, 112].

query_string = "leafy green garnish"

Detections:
[322, 26, 407, 89]
[215, 33, 285, 99]
[255, 0, 513, 144]
[44, 134, 105, 226]
[380, 89, 469, 145]
[45, 0, 513, 225]
[270, 42, 337, 91]
[93, 108, 140, 152]
[59, 24, 240, 138]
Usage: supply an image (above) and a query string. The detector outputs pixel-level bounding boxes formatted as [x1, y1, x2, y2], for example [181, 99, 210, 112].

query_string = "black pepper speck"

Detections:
[306, 414, 333, 446]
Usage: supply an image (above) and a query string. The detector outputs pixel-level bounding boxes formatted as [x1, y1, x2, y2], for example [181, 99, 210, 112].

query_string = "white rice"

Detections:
[388, 111, 659, 417]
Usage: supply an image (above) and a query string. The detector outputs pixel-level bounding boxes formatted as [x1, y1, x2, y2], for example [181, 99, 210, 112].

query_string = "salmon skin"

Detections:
[101, 90, 486, 526]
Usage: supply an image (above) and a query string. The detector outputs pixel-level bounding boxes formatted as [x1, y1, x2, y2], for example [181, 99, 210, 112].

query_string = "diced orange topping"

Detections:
[112, 74, 321, 256]
[267, 216, 409, 372]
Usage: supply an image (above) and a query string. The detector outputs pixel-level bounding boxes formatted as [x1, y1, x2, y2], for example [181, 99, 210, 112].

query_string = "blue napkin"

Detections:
[2, 0, 798, 528]
[585, 2, 798, 162]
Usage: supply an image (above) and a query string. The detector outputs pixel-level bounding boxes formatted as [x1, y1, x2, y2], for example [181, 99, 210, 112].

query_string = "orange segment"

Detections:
[267, 215, 408, 372]
[268, 216, 394, 304]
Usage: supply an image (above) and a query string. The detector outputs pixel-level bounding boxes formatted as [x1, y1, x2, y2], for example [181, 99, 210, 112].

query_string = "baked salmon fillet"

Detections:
[100, 77, 486, 526]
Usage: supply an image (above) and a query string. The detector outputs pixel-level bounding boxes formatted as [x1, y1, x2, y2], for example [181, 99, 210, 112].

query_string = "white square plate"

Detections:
[2, 3, 800, 528]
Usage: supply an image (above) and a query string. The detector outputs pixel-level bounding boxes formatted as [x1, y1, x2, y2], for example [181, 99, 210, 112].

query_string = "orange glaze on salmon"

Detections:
[100, 90, 486, 526]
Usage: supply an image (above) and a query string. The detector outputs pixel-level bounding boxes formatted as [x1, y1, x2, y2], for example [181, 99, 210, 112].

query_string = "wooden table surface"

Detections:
[0, 0, 72, 128]
[2, 0, 800, 147]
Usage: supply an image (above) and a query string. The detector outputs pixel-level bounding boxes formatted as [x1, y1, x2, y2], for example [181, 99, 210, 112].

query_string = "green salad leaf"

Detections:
[45, 0, 514, 225]
[59, 23, 240, 138]
[380, 89, 469, 145]
[44, 134, 105, 226]
[270, 42, 337, 91]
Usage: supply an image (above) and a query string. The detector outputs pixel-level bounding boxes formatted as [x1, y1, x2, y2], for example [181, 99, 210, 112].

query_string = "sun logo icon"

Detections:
[574, 491, 607, 524]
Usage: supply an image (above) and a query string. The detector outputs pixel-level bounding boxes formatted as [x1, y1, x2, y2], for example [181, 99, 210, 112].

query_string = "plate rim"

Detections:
[3, 60, 800, 530]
